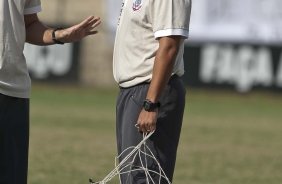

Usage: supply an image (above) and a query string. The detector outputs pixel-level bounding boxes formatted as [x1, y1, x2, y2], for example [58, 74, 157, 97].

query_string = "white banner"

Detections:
[190, 0, 282, 44]
[106, 0, 282, 44]
[24, 44, 73, 79]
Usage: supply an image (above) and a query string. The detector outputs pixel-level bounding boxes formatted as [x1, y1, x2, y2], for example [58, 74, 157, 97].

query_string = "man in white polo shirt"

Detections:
[113, 0, 192, 183]
[0, 1, 101, 183]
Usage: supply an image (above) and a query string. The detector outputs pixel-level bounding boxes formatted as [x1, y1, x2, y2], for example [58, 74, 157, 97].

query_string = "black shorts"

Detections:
[0, 93, 29, 184]
[116, 75, 186, 183]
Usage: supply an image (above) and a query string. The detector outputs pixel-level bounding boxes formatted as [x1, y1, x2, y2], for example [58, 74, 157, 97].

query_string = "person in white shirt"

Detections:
[113, 0, 192, 183]
[0, 1, 101, 183]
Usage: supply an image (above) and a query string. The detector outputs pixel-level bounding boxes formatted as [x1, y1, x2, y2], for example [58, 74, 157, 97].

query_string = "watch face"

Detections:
[143, 100, 160, 112]
[144, 101, 151, 111]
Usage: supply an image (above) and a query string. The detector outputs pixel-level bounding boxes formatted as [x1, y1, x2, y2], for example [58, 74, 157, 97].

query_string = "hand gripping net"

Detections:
[89, 131, 172, 184]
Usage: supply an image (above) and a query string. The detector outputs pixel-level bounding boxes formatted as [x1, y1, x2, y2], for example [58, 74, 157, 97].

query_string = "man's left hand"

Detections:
[137, 109, 158, 133]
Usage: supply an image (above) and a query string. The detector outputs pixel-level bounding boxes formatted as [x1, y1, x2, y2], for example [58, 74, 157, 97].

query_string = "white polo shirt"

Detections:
[113, 0, 192, 88]
[0, 0, 41, 98]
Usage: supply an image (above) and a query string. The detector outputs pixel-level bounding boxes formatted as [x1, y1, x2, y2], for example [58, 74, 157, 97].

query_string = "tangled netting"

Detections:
[89, 132, 172, 184]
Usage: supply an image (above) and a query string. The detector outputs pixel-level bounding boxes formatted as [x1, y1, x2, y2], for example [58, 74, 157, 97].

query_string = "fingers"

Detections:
[136, 110, 158, 133]
[138, 124, 155, 133]
[76, 16, 101, 34]
[78, 16, 95, 28]
[82, 16, 101, 29]
[90, 17, 101, 28]
[136, 120, 156, 133]
[59, 16, 101, 42]
[83, 17, 101, 36]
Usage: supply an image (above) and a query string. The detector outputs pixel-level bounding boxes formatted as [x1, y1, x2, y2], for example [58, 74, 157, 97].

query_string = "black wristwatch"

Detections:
[143, 99, 160, 112]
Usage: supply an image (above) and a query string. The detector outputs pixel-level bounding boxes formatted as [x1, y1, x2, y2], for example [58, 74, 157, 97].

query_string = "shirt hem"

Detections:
[117, 73, 184, 88]
[24, 6, 42, 15]
[0, 90, 30, 99]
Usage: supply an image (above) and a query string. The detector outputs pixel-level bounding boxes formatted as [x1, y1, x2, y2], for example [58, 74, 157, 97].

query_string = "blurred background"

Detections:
[25, 0, 282, 184]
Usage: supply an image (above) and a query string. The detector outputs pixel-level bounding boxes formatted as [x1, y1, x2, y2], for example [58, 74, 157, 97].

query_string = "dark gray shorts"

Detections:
[116, 76, 186, 184]
[0, 94, 29, 184]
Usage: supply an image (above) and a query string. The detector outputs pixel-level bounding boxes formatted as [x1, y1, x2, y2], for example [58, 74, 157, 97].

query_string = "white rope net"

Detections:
[89, 132, 172, 184]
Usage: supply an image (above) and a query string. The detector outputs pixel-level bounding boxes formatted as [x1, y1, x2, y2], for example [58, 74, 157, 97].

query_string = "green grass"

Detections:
[28, 85, 282, 184]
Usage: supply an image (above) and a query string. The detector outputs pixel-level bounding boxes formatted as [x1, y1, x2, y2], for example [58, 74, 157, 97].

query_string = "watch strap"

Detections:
[52, 28, 64, 45]
[143, 99, 160, 112]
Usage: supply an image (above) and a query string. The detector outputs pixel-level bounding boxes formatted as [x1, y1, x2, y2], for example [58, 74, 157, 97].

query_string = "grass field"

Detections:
[28, 84, 282, 184]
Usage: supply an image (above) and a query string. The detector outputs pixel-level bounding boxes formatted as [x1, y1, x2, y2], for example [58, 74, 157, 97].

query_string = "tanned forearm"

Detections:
[26, 22, 54, 45]
[146, 36, 183, 103]
[137, 36, 184, 133]
[25, 14, 54, 45]
[24, 14, 101, 46]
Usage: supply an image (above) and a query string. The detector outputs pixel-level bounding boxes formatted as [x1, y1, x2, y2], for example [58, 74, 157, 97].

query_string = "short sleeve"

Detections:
[24, 0, 42, 15]
[151, 0, 192, 39]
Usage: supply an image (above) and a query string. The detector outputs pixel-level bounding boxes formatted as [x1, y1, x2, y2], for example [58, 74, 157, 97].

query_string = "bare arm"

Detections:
[24, 14, 101, 45]
[137, 36, 184, 133]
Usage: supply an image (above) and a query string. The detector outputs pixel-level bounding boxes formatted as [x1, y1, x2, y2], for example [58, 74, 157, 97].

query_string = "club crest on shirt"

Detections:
[132, 0, 142, 11]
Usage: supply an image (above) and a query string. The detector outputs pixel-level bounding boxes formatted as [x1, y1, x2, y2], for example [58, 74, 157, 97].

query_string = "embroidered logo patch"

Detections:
[133, 0, 142, 11]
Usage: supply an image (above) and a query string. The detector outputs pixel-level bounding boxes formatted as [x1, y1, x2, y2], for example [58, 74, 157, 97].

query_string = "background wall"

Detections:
[24, 0, 282, 93]
[27, 0, 115, 87]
